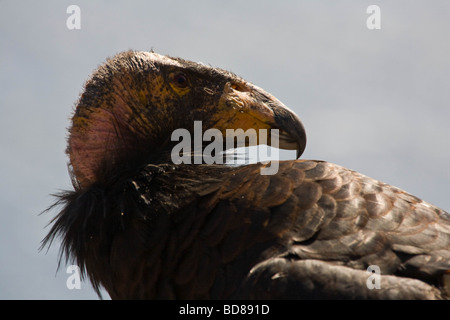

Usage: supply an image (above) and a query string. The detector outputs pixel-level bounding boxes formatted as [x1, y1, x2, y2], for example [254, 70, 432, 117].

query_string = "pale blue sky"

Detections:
[1, 1, 449, 299]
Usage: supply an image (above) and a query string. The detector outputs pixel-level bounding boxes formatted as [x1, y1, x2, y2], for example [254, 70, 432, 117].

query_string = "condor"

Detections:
[43, 51, 450, 299]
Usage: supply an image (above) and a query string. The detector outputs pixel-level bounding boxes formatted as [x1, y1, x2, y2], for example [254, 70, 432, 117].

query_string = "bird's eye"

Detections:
[172, 72, 188, 88]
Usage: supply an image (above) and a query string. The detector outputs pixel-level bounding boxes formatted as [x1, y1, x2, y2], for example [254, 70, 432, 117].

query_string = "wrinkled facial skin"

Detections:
[67, 51, 306, 190]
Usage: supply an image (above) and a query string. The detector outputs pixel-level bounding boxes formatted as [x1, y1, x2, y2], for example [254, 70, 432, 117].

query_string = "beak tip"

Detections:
[296, 141, 305, 159]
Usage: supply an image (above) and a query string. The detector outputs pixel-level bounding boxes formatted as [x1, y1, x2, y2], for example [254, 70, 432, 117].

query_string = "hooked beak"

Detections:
[271, 103, 307, 159]
[214, 82, 307, 159]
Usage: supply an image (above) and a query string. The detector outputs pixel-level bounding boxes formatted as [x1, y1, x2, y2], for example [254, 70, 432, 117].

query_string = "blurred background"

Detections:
[1, 0, 449, 299]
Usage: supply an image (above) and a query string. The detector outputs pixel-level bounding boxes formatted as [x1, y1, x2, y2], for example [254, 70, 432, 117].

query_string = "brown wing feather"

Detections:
[219, 160, 450, 299]
[45, 160, 450, 299]
[123, 160, 450, 298]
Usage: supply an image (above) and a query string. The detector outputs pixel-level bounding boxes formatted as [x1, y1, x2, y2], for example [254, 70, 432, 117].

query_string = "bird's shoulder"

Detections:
[113, 159, 450, 298]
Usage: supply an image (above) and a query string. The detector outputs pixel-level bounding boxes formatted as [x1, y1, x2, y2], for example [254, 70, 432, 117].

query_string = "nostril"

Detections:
[230, 82, 249, 92]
